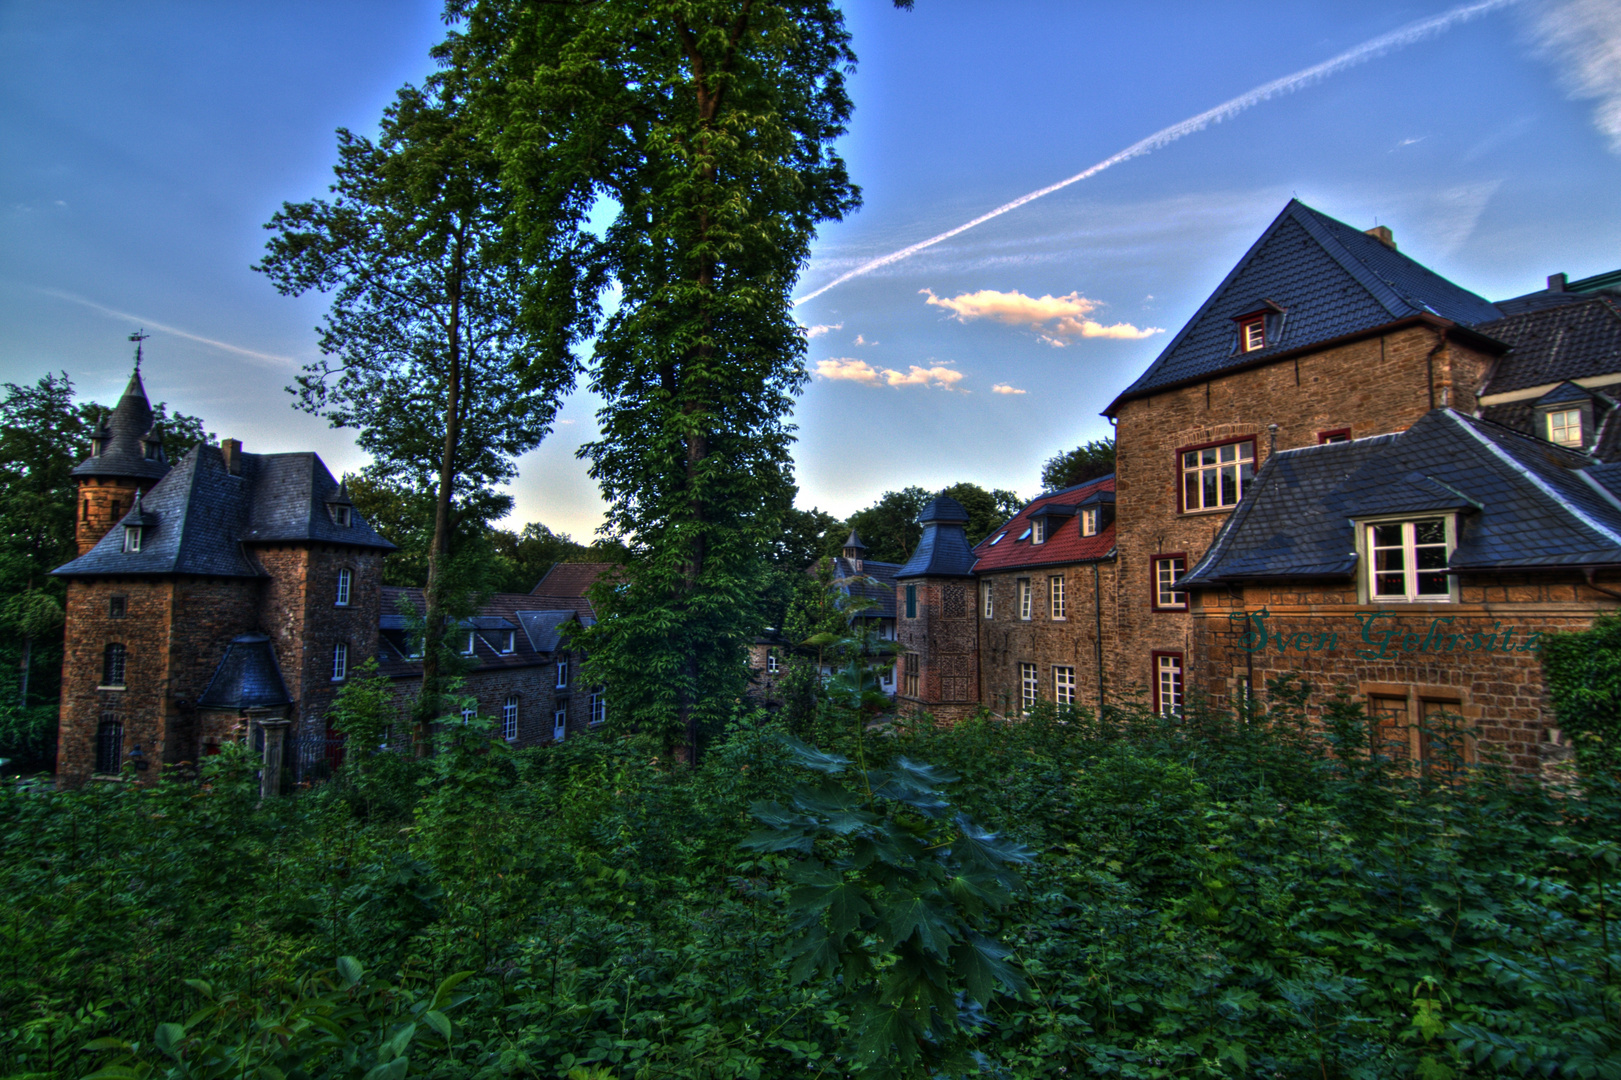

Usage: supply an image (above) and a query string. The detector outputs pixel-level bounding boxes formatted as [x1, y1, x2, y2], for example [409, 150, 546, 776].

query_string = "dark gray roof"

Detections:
[1476, 297, 1621, 395]
[1494, 269, 1621, 317]
[841, 529, 867, 552]
[895, 517, 976, 579]
[1108, 200, 1501, 411]
[71, 370, 171, 481]
[1537, 380, 1599, 406]
[196, 634, 292, 710]
[917, 495, 970, 525]
[831, 556, 901, 619]
[517, 610, 576, 653]
[1181, 409, 1621, 588]
[53, 443, 394, 578]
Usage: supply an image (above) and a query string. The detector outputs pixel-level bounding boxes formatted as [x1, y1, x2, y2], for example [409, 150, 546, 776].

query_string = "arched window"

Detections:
[102, 643, 127, 688]
[95, 714, 124, 774]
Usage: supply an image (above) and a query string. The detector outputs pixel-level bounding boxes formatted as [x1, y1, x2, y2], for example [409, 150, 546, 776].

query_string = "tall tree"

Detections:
[1041, 437, 1115, 492]
[448, 0, 873, 758]
[256, 81, 579, 748]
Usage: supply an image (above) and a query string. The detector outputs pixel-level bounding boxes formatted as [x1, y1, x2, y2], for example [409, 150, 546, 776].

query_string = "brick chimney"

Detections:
[1364, 225, 1396, 250]
[221, 438, 242, 476]
[1548, 273, 1567, 292]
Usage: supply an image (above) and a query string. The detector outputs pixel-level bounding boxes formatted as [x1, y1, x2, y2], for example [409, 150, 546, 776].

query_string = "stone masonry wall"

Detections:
[386, 652, 592, 750]
[977, 562, 1115, 716]
[74, 476, 154, 555]
[895, 577, 979, 721]
[1109, 325, 1496, 709]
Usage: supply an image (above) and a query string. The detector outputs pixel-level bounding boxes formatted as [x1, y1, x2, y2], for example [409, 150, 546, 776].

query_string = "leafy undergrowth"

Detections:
[1, 691, 1617, 1079]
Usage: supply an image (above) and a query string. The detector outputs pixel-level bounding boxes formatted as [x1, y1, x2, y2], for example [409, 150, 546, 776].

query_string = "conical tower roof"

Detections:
[841, 528, 867, 552]
[72, 368, 170, 481]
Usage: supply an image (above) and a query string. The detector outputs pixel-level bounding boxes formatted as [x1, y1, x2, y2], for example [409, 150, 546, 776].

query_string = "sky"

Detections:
[4, 1, 1620, 540]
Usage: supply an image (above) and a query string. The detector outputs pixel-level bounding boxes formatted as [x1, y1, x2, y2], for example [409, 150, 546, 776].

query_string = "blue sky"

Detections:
[4, 1, 1619, 539]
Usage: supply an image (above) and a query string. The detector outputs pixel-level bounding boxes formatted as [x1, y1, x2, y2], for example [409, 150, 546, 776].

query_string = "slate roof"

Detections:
[196, 634, 292, 710]
[1180, 409, 1621, 588]
[1106, 200, 1501, 413]
[532, 562, 621, 599]
[1476, 297, 1621, 395]
[895, 500, 977, 579]
[1494, 269, 1621, 317]
[830, 555, 901, 619]
[971, 476, 1117, 573]
[917, 495, 970, 524]
[376, 586, 592, 678]
[53, 443, 394, 578]
[71, 370, 171, 481]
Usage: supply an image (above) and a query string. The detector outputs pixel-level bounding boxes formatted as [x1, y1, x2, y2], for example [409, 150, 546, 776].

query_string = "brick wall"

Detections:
[74, 477, 154, 555]
[895, 577, 979, 721]
[1109, 324, 1495, 708]
[385, 650, 594, 750]
[977, 562, 1115, 716]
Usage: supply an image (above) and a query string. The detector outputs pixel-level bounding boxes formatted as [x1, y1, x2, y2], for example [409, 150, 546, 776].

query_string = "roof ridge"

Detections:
[1274, 431, 1401, 456]
[1287, 203, 1412, 319]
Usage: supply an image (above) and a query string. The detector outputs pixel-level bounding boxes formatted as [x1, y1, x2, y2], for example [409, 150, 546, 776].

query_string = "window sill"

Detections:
[1051, 616, 1068, 622]
[1151, 606, 1189, 614]
[1179, 506, 1238, 517]
[97, 685, 126, 692]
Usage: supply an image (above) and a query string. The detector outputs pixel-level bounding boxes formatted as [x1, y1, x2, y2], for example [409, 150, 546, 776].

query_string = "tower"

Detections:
[893, 495, 980, 720]
[72, 352, 170, 555]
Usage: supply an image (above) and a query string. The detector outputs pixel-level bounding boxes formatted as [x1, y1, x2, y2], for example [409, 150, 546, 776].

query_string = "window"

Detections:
[1080, 507, 1099, 536]
[590, 687, 606, 726]
[1020, 663, 1039, 713]
[1049, 575, 1066, 620]
[1018, 579, 1032, 621]
[553, 708, 568, 742]
[1240, 316, 1265, 352]
[1318, 429, 1351, 444]
[1548, 408, 1582, 447]
[1421, 699, 1469, 765]
[1367, 519, 1451, 601]
[122, 526, 142, 553]
[1370, 695, 1412, 760]
[1182, 439, 1255, 511]
[144, 440, 159, 461]
[1154, 653, 1183, 716]
[95, 715, 124, 775]
[499, 630, 516, 654]
[462, 631, 477, 656]
[102, 643, 127, 688]
[1153, 555, 1187, 611]
[1053, 666, 1076, 705]
[905, 584, 917, 619]
[332, 505, 352, 527]
[1031, 518, 1047, 545]
[903, 652, 920, 697]
[766, 650, 779, 674]
[108, 595, 126, 619]
[462, 705, 476, 724]
[556, 659, 569, 688]
[988, 532, 1006, 546]
[982, 580, 993, 618]
[335, 568, 352, 607]
[502, 696, 519, 740]
[332, 642, 348, 682]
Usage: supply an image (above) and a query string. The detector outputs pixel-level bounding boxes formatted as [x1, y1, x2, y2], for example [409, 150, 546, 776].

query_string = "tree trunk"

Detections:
[417, 231, 466, 755]
[18, 633, 29, 710]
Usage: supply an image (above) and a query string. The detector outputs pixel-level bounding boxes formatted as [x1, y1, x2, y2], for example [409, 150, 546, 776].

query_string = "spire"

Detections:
[841, 528, 867, 571]
[71, 339, 167, 481]
[129, 329, 148, 374]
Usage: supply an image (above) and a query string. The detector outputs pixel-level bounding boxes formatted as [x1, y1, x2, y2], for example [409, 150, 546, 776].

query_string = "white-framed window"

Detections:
[462, 705, 475, 724]
[982, 580, 993, 619]
[590, 687, 606, 726]
[556, 658, 568, 688]
[1020, 662, 1039, 713]
[553, 707, 568, 741]
[461, 631, 476, 656]
[1018, 579, 1032, 621]
[1155, 654, 1183, 716]
[1031, 518, 1047, 545]
[332, 641, 348, 682]
[502, 696, 519, 740]
[1367, 518, 1452, 602]
[1182, 440, 1255, 512]
[332, 504, 352, 527]
[335, 568, 352, 607]
[1049, 575, 1066, 620]
[1240, 316, 1265, 352]
[122, 526, 142, 553]
[1053, 665, 1076, 705]
[499, 629, 516, 654]
[766, 650, 779, 674]
[1154, 556, 1187, 611]
[1548, 408, 1582, 447]
[1080, 507, 1099, 536]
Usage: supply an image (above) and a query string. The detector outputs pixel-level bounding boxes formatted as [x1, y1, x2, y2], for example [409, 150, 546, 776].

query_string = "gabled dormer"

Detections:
[1532, 381, 1610, 452]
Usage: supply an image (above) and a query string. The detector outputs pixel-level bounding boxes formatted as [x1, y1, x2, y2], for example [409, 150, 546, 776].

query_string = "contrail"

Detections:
[33, 286, 298, 368]
[794, 0, 1520, 306]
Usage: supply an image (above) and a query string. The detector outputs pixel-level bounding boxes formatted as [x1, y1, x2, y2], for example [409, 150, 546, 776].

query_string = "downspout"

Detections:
[1093, 561, 1104, 716]
[1425, 329, 1448, 412]
[1584, 567, 1621, 602]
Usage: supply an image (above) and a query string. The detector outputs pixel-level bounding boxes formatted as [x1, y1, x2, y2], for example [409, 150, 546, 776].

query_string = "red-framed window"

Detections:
[1177, 437, 1256, 512]
[1318, 429, 1351, 444]
[1151, 652, 1184, 716]
[1151, 553, 1188, 611]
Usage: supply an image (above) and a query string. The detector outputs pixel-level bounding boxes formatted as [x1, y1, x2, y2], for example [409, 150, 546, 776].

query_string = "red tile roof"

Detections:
[971, 477, 1116, 573]
[532, 562, 621, 598]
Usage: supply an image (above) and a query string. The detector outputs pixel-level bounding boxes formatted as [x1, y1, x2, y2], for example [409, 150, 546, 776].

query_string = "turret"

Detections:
[841, 528, 867, 572]
[72, 362, 171, 555]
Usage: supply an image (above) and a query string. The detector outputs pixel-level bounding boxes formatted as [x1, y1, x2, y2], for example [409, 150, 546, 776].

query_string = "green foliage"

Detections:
[1541, 610, 1621, 771]
[838, 484, 1023, 564]
[1041, 435, 1116, 491]
[939, 482, 1024, 547]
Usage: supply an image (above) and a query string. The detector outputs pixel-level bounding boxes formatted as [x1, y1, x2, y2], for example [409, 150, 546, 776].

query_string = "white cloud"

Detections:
[804, 322, 842, 339]
[853, 333, 871, 346]
[992, 383, 1026, 395]
[921, 287, 1160, 343]
[815, 357, 963, 390]
[1533, 0, 1621, 153]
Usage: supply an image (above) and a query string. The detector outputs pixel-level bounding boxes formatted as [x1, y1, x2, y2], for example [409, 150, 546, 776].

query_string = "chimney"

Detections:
[1364, 225, 1396, 250]
[221, 438, 242, 476]
[1548, 273, 1567, 292]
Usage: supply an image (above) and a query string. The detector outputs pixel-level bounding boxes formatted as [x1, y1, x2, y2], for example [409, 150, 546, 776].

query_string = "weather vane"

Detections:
[129, 329, 148, 372]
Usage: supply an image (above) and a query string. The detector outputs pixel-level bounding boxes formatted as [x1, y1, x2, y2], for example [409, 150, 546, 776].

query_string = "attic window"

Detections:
[1240, 316, 1265, 352]
[1080, 507, 1099, 537]
[1017, 528, 1031, 542]
[989, 532, 1006, 546]
[500, 630, 516, 654]
[1548, 409, 1582, 448]
[331, 505, 353, 527]
[122, 526, 143, 553]
[462, 631, 477, 656]
[144, 442, 159, 461]
[1032, 518, 1047, 545]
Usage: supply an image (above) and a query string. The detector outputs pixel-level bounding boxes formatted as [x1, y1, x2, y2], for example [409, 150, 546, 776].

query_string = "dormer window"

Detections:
[500, 630, 516, 654]
[1365, 517, 1454, 602]
[122, 526, 143, 553]
[331, 505, 352, 527]
[1548, 409, 1582, 447]
[1031, 518, 1046, 544]
[1240, 317, 1265, 352]
[1080, 507, 1099, 537]
[90, 438, 103, 457]
[462, 631, 477, 656]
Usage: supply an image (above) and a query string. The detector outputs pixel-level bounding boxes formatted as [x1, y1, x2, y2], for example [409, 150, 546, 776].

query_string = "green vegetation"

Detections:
[4, 685, 1617, 1078]
[1040, 437, 1115, 493]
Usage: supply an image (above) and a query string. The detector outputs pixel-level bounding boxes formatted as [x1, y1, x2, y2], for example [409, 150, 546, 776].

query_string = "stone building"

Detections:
[51, 368, 607, 785]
